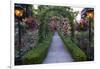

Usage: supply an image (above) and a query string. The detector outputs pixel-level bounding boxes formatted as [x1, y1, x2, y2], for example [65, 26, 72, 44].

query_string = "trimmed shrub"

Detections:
[58, 32, 87, 61]
[22, 34, 53, 64]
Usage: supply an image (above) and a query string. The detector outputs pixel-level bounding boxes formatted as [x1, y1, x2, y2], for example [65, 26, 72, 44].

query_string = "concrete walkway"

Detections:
[43, 32, 74, 64]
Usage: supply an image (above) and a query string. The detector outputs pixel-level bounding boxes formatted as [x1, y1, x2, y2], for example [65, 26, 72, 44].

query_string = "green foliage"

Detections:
[35, 5, 79, 42]
[76, 31, 89, 40]
[22, 33, 53, 64]
[58, 32, 87, 61]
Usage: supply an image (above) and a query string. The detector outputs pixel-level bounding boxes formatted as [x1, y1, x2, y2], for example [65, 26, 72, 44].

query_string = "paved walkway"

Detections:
[43, 32, 74, 64]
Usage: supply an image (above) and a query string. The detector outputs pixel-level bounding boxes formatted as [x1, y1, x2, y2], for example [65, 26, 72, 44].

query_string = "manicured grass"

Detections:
[58, 32, 87, 61]
[22, 33, 53, 64]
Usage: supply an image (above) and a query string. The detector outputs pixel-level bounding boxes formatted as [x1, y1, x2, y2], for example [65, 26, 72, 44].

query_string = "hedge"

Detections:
[58, 32, 87, 61]
[22, 33, 53, 64]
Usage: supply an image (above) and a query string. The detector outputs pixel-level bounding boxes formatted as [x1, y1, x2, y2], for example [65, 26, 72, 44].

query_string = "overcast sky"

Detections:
[73, 7, 83, 21]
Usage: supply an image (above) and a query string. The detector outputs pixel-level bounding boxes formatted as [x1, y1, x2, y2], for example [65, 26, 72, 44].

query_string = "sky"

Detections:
[73, 7, 83, 21]
[33, 4, 38, 9]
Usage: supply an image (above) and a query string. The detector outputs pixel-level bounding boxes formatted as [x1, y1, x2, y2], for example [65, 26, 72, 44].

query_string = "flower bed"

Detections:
[22, 33, 53, 64]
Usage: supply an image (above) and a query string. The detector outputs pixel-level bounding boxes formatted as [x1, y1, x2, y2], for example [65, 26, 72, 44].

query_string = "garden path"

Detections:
[43, 31, 74, 64]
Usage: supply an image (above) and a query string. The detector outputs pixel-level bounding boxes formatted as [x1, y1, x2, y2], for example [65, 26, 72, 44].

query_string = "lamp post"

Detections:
[86, 11, 93, 46]
[15, 5, 24, 65]
[86, 10, 93, 60]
